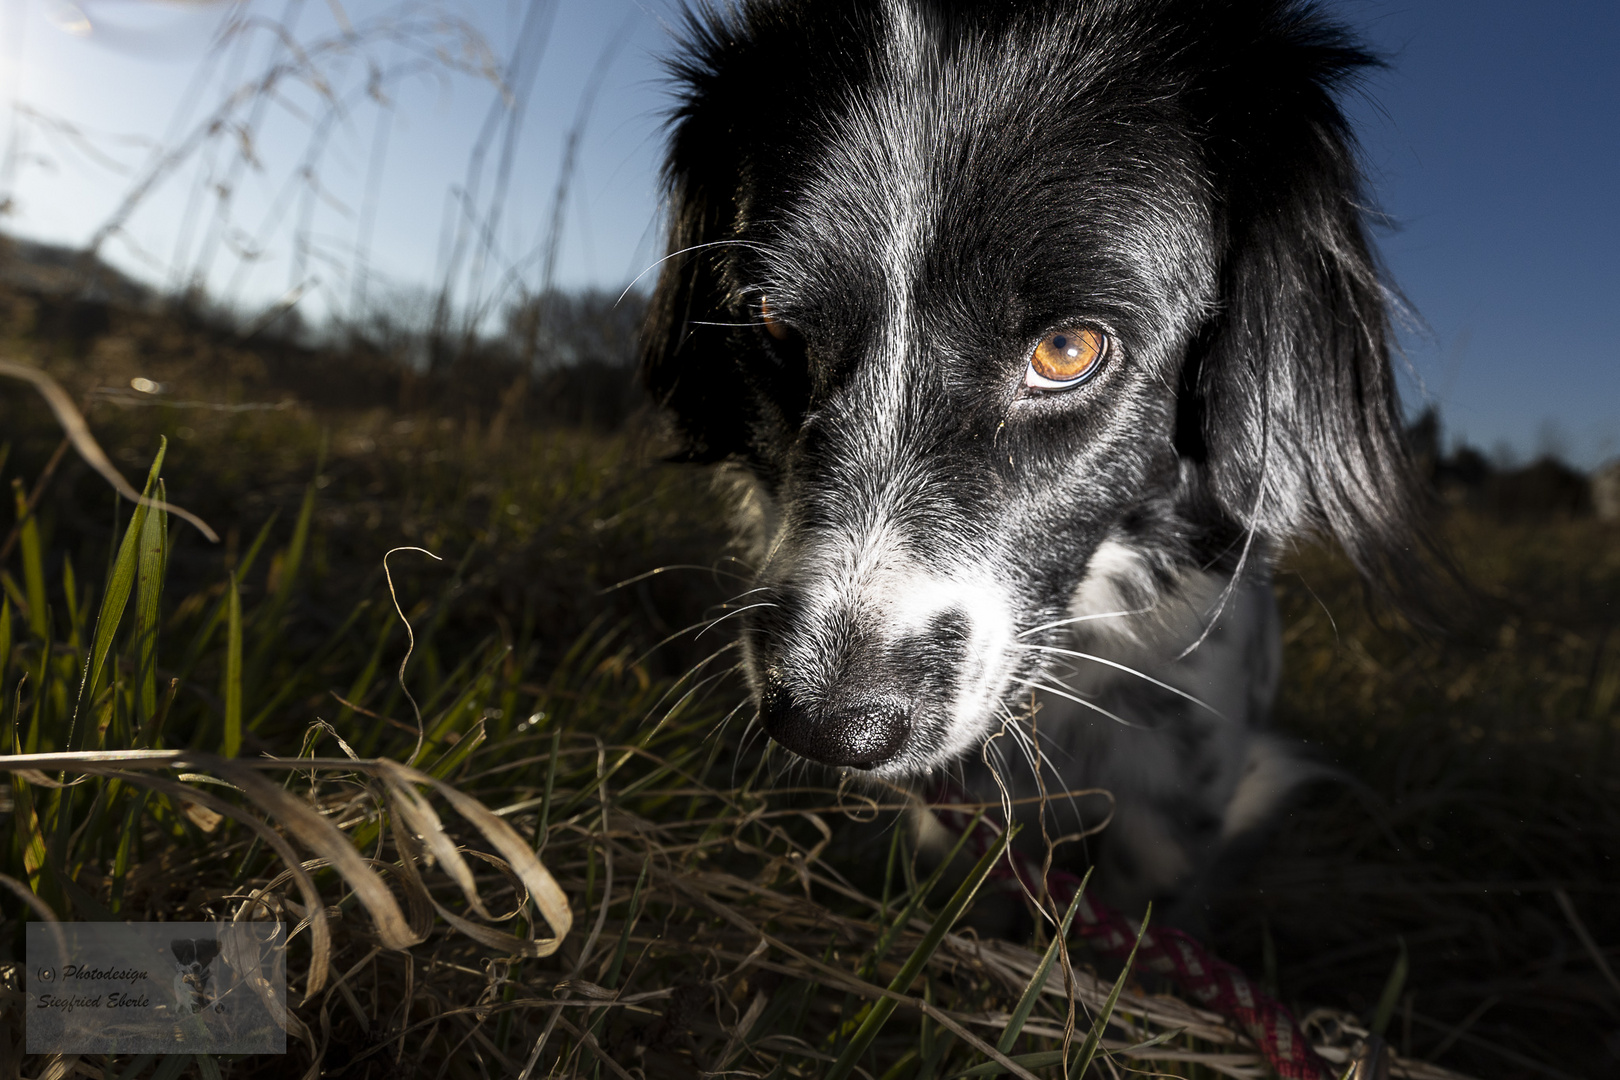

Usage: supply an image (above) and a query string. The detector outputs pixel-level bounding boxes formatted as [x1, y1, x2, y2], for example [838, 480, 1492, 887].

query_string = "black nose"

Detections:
[761, 689, 911, 768]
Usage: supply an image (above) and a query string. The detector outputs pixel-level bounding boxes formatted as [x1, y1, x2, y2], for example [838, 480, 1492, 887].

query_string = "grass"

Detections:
[0, 422, 1168, 1080]
[1217, 513, 1620, 1078]
[0, 280, 1615, 1079]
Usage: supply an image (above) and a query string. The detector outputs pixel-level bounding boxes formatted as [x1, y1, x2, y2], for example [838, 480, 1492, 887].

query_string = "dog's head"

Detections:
[643, 0, 1423, 778]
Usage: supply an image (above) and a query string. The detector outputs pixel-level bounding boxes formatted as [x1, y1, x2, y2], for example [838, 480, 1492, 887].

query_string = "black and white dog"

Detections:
[643, 0, 1424, 914]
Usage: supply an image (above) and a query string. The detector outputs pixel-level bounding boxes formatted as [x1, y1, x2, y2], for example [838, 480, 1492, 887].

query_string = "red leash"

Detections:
[931, 792, 1336, 1080]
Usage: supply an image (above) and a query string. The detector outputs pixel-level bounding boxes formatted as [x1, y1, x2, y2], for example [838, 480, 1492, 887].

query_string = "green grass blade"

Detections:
[13, 478, 47, 640]
[11, 774, 49, 891]
[0, 597, 12, 687]
[425, 719, 485, 779]
[825, 825, 1016, 1080]
[578, 858, 652, 1073]
[604, 859, 648, 991]
[59, 552, 80, 649]
[876, 1048, 921, 1080]
[109, 789, 148, 913]
[23, 629, 48, 754]
[860, 809, 988, 981]
[951, 1051, 1066, 1078]
[916, 979, 958, 1080]
[223, 571, 243, 757]
[534, 727, 562, 854]
[335, 604, 391, 733]
[1370, 936, 1409, 1038]
[1068, 903, 1151, 1078]
[173, 511, 277, 685]
[827, 815, 988, 1049]
[248, 477, 315, 679]
[996, 868, 1093, 1059]
[880, 820, 904, 920]
[282, 477, 317, 595]
[247, 594, 376, 736]
[0, 573, 25, 623]
[135, 476, 169, 726]
[74, 446, 164, 749]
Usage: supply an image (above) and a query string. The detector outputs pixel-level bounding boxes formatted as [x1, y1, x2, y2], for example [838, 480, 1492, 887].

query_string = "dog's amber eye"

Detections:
[1025, 327, 1107, 390]
[760, 295, 791, 341]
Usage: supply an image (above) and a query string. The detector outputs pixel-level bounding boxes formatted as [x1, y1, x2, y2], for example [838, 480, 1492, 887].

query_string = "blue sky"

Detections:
[1, 0, 1616, 466]
[1341, 1, 1620, 467]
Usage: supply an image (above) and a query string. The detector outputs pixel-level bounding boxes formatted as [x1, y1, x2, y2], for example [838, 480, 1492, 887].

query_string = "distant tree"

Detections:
[502, 288, 645, 372]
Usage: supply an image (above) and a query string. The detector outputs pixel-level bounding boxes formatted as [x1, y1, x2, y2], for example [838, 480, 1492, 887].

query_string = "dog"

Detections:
[641, 0, 1426, 916]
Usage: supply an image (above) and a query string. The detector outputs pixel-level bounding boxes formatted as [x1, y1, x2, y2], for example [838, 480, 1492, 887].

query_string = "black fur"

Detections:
[642, 0, 1429, 910]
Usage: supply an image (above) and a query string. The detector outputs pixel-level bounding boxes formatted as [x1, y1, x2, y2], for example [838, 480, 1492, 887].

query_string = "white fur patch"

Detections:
[1067, 538, 1162, 644]
[1222, 736, 1321, 840]
[769, 506, 1018, 772]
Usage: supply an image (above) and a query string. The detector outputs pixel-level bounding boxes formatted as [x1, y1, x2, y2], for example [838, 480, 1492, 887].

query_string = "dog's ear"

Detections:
[640, 12, 756, 464]
[641, 177, 751, 463]
[1181, 16, 1433, 605]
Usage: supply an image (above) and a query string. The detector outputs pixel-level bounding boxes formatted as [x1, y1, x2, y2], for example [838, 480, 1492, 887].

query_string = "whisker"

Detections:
[632, 613, 745, 670]
[999, 709, 1044, 786]
[1007, 676, 1139, 728]
[703, 681, 755, 748]
[617, 238, 772, 308]
[694, 601, 778, 641]
[733, 711, 766, 786]
[662, 640, 740, 690]
[599, 563, 756, 594]
[1017, 606, 1155, 638]
[1175, 446, 1270, 662]
[1014, 643, 1224, 717]
[636, 640, 743, 726]
[630, 594, 776, 669]
[641, 658, 745, 734]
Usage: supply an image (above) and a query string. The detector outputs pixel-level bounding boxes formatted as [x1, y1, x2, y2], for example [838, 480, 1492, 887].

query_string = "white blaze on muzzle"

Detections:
[755, 486, 1021, 774]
